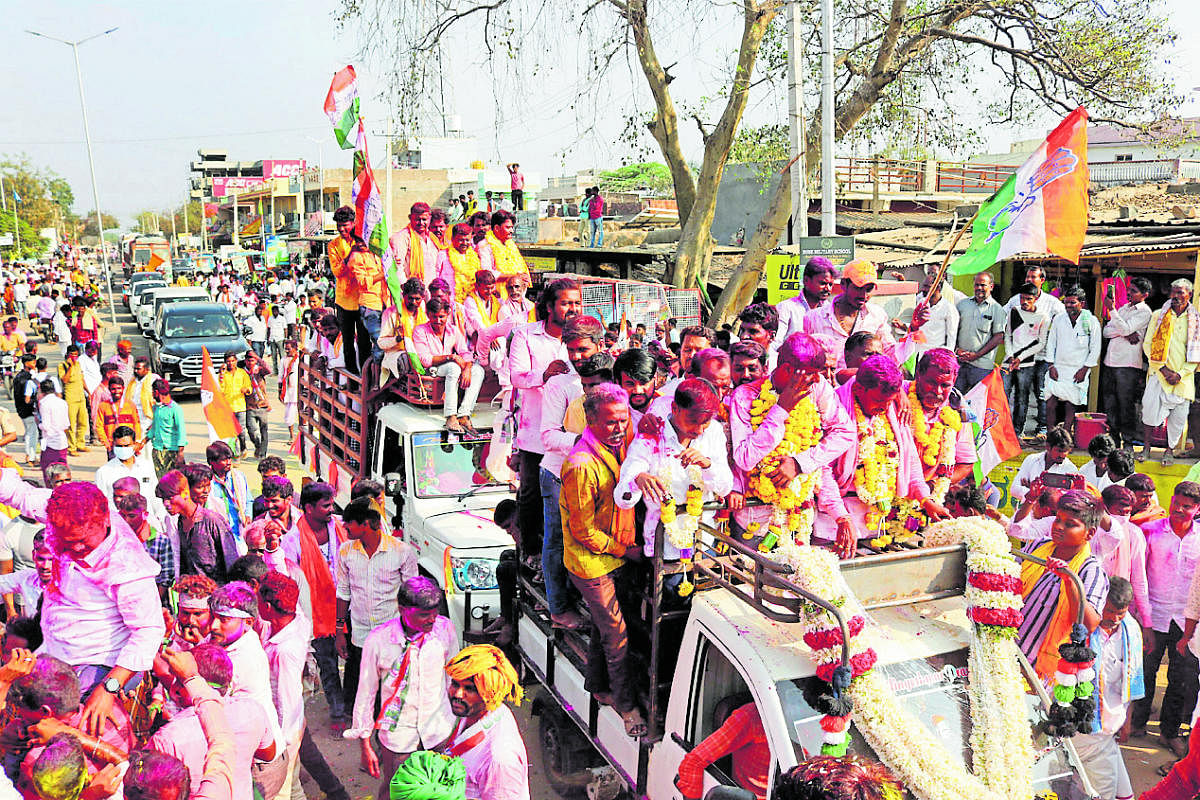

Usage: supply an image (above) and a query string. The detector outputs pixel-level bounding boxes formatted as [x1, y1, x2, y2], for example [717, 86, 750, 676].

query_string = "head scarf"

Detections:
[444, 644, 523, 710]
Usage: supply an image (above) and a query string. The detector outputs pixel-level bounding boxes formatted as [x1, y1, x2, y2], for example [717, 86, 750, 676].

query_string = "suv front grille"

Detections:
[180, 356, 204, 378]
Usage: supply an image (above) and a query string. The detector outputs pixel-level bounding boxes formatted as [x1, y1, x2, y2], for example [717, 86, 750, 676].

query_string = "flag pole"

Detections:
[925, 202, 983, 301]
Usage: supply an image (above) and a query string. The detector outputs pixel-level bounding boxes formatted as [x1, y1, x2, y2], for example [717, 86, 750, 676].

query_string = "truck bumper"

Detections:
[449, 588, 502, 634]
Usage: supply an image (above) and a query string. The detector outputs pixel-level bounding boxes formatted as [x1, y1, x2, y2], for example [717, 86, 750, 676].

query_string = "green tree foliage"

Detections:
[598, 162, 674, 194]
[81, 211, 120, 238]
[0, 214, 47, 260]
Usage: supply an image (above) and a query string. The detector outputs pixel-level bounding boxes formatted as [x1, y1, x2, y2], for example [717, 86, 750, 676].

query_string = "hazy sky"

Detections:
[2, 0, 1198, 226]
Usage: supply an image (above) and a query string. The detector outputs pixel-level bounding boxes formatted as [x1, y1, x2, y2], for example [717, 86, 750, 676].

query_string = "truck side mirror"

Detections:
[704, 788, 755, 800]
[383, 472, 404, 497]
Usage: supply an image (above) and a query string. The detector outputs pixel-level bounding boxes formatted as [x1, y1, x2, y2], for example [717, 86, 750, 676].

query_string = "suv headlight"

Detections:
[448, 555, 499, 591]
[159, 353, 182, 364]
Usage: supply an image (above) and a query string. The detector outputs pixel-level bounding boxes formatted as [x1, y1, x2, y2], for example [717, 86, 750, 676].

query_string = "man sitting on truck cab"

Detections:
[560, 382, 647, 738]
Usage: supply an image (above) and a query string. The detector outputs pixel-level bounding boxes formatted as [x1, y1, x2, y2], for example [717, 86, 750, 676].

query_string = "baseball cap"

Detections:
[841, 259, 878, 288]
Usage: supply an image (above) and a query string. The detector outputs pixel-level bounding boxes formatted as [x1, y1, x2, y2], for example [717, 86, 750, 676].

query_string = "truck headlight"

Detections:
[449, 556, 499, 591]
[159, 353, 182, 364]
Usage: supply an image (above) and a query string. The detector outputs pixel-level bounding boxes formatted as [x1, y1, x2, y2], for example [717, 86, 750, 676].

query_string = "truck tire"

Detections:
[538, 705, 594, 798]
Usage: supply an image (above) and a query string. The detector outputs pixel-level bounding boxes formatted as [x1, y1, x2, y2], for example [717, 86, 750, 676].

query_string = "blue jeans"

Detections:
[1032, 360, 1051, 433]
[589, 218, 604, 247]
[540, 468, 571, 615]
[1005, 364, 1037, 436]
[360, 307, 383, 363]
[250, 340, 266, 358]
[955, 363, 993, 396]
[311, 634, 345, 721]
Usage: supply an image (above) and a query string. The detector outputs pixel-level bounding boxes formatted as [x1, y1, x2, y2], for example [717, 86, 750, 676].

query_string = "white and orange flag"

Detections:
[201, 346, 242, 441]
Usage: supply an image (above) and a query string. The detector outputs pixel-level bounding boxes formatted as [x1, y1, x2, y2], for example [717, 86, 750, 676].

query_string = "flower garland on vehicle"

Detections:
[780, 519, 1035, 800]
[853, 404, 899, 534]
[907, 385, 961, 504]
[925, 517, 1035, 799]
[660, 462, 706, 597]
[746, 380, 822, 547]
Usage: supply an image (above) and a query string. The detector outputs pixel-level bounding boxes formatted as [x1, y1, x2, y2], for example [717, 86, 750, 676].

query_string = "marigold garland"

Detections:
[907, 385, 962, 504]
[853, 403, 899, 534]
[747, 379, 823, 546]
[661, 463, 706, 597]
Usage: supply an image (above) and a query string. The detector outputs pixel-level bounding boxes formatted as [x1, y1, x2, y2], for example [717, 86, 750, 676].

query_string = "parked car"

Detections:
[147, 302, 248, 395]
[123, 272, 165, 308]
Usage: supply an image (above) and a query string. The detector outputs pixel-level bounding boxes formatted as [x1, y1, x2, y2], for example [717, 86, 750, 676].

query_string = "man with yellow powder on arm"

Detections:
[378, 277, 428, 387]
[1141, 278, 1200, 466]
[443, 223, 481, 303]
[441, 644, 529, 800]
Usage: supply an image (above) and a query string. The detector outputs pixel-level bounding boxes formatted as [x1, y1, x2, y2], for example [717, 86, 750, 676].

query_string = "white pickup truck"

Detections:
[517, 526, 1099, 800]
[297, 358, 514, 635]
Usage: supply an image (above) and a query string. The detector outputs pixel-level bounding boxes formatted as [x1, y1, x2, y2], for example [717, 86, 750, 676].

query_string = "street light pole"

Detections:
[27, 27, 119, 326]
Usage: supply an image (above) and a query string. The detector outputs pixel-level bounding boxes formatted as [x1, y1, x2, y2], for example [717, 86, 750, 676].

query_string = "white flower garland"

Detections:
[660, 463, 705, 552]
[770, 516, 1034, 800]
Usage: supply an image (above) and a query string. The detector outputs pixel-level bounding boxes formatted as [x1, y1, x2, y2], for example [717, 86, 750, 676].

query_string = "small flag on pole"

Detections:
[323, 66, 361, 151]
[963, 368, 1022, 483]
[200, 347, 243, 441]
[11, 191, 20, 205]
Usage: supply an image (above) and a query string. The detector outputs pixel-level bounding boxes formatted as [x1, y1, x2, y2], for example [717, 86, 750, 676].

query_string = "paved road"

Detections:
[2, 286, 1184, 798]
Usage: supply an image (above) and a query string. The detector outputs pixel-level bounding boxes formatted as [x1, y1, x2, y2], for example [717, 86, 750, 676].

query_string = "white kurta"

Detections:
[1043, 310, 1101, 405]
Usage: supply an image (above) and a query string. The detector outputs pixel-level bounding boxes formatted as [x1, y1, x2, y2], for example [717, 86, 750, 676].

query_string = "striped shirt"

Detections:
[335, 533, 418, 646]
[1017, 538, 1108, 664]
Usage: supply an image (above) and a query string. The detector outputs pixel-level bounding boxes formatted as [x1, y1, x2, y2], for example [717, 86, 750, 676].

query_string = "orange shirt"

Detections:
[349, 249, 385, 311]
[327, 236, 358, 310]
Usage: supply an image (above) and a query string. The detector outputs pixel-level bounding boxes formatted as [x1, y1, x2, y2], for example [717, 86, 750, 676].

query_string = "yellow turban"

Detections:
[445, 644, 524, 711]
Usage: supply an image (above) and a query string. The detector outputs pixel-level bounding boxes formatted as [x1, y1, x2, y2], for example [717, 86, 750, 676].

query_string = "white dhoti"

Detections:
[1044, 367, 1091, 406]
[1141, 378, 1190, 448]
[1071, 731, 1132, 800]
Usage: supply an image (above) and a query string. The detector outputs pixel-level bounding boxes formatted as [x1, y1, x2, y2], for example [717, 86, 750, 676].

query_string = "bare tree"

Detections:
[338, 0, 1176, 307]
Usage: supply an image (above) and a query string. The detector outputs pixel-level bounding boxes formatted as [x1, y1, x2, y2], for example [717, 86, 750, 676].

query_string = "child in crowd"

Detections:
[1012, 425, 1080, 504]
[1105, 448, 1136, 488]
[1018, 490, 1109, 680]
[1072, 577, 1143, 800]
[1093, 485, 1151, 627]
[1080, 433, 1116, 490]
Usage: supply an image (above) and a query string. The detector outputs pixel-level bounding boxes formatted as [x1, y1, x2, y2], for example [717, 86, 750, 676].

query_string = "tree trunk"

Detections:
[710, 169, 791, 324]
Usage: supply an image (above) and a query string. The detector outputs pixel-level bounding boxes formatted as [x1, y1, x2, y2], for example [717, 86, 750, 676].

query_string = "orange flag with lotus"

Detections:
[200, 346, 242, 441]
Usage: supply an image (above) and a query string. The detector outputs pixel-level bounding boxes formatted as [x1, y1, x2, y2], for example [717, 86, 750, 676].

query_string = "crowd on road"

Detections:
[1, 199, 1200, 800]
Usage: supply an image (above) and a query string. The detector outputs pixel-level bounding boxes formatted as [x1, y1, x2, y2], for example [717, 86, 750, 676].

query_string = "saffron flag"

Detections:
[323, 66, 360, 150]
[200, 346, 242, 441]
[963, 368, 1022, 483]
[950, 107, 1089, 275]
[351, 119, 398, 303]
[147, 253, 165, 271]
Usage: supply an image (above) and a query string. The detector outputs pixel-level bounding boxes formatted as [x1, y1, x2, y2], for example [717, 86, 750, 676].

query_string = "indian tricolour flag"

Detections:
[350, 119, 398, 301]
[963, 369, 1022, 483]
[323, 65, 360, 150]
[950, 107, 1089, 275]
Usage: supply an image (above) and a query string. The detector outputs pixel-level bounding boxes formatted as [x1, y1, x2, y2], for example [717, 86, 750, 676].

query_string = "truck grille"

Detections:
[180, 356, 204, 379]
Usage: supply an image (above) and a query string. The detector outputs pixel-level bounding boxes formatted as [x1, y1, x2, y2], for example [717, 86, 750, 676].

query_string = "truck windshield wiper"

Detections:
[456, 483, 489, 503]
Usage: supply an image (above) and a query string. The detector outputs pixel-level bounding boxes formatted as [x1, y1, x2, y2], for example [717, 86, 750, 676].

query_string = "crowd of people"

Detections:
[1, 204, 1200, 800]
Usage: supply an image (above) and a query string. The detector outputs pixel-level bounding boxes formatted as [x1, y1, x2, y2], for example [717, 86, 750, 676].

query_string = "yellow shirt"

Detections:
[327, 236, 358, 310]
[349, 249, 385, 311]
[1146, 307, 1197, 401]
[219, 368, 252, 413]
[559, 442, 629, 579]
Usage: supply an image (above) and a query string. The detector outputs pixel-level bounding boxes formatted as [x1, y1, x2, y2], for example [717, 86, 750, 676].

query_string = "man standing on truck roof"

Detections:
[508, 278, 581, 571]
[442, 644, 529, 800]
[329, 205, 367, 375]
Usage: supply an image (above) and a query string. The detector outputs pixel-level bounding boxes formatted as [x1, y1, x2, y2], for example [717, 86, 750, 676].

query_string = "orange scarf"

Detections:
[295, 516, 347, 638]
[1150, 308, 1178, 362]
[1020, 540, 1093, 681]
[404, 227, 426, 280]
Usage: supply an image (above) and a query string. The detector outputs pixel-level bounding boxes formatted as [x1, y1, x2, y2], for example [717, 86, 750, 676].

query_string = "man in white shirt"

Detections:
[1011, 425, 1081, 504]
[912, 272, 959, 353]
[94, 425, 159, 513]
[207, 580, 276, 719]
[1003, 283, 1051, 438]
[1004, 265, 1065, 438]
[508, 278, 580, 566]
[1102, 278, 1152, 451]
[1044, 285, 1102, 434]
[348, 576, 459, 800]
[772, 256, 839, 348]
[37, 379, 70, 485]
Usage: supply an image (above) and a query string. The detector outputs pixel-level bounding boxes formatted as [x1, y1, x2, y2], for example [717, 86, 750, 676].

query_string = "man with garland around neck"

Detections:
[823, 354, 951, 558]
[904, 348, 977, 505]
[727, 332, 855, 550]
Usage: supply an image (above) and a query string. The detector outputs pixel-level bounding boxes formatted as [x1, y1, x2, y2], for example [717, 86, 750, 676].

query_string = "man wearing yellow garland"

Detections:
[728, 333, 854, 547]
[390, 202, 444, 285]
[477, 210, 531, 286]
[823, 354, 950, 558]
[906, 348, 976, 504]
[443, 223, 482, 304]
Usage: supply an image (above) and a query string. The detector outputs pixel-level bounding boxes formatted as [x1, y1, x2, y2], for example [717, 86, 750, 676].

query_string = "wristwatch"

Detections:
[102, 677, 121, 694]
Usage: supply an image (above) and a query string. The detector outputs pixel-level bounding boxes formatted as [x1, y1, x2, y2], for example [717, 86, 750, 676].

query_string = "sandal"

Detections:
[620, 707, 648, 738]
[459, 416, 479, 437]
[445, 416, 465, 434]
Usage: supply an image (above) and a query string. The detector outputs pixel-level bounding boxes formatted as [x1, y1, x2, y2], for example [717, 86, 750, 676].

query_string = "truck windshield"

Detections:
[777, 649, 1089, 799]
[411, 432, 507, 498]
[165, 312, 238, 338]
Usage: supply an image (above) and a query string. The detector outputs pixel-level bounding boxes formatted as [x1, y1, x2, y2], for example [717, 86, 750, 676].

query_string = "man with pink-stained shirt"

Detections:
[507, 278, 581, 566]
[728, 333, 854, 544]
[390, 202, 442, 286]
[412, 297, 484, 434]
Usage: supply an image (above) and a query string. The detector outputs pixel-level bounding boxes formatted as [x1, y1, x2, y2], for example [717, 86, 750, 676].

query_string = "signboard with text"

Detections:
[261, 159, 306, 179]
[211, 176, 268, 198]
[766, 236, 856, 303]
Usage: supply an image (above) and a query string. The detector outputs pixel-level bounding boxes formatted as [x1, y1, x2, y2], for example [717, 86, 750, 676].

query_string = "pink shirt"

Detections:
[412, 322, 471, 370]
[508, 322, 568, 453]
[463, 294, 501, 344]
[41, 527, 164, 672]
[499, 296, 534, 323]
[510, 170, 524, 191]
[728, 377, 854, 529]
[389, 227, 442, 285]
[264, 614, 312, 742]
[1091, 515, 1151, 626]
[803, 299, 902, 368]
[1142, 516, 1200, 632]
[150, 692, 272, 800]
